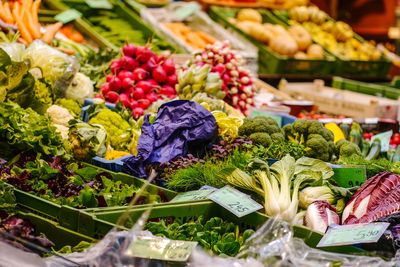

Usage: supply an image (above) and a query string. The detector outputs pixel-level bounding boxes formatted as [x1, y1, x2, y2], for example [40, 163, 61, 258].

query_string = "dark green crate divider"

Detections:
[18, 212, 96, 250]
[43, 0, 177, 52]
[92, 200, 362, 254]
[332, 76, 400, 100]
[209, 6, 335, 76]
[271, 10, 391, 78]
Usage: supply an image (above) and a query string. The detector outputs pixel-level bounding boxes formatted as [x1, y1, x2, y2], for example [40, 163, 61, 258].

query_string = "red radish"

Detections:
[136, 47, 154, 64]
[138, 99, 151, 109]
[167, 74, 177, 86]
[132, 107, 144, 118]
[122, 44, 136, 57]
[101, 83, 110, 94]
[106, 91, 119, 103]
[222, 74, 231, 84]
[132, 68, 148, 82]
[152, 66, 167, 83]
[110, 60, 122, 74]
[106, 74, 113, 82]
[122, 56, 138, 71]
[130, 100, 139, 109]
[108, 76, 122, 92]
[163, 59, 176, 75]
[117, 70, 133, 81]
[136, 80, 156, 94]
[119, 94, 130, 107]
[132, 87, 145, 100]
[212, 64, 226, 75]
[121, 77, 134, 90]
[146, 57, 158, 70]
[146, 92, 158, 103]
[159, 85, 176, 96]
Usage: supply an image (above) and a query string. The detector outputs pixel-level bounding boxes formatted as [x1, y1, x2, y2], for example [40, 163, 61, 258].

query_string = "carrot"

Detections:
[0, 1, 9, 23]
[70, 31, 84, 43]
[22, 1, 40, 39]
[12, 3, 32, 43]
[2, 2, 14, 24]
[31, 0, 41, 28]
[41, 22, 62, 44]
[196, 31, 217, 44]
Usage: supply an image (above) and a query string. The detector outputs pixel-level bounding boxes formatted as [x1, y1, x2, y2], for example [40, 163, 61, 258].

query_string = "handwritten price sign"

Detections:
[208, 186, 262, 217]
[170, 189, 215, 203]
[317, 222, 389, 247]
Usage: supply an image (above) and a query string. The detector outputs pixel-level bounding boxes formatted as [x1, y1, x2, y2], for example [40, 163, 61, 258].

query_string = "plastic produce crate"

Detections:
[16, 211, 96, 250]
[39, 7, 114, 49]
[271, 10, 392, 78]
[43, 0, 177, 52]
[332, 76, 400, 100]
[208, 6, 335, 76]
[91, 200, 362, 254]
[140, 2, 258, 74]
[11, 164, 176, 236]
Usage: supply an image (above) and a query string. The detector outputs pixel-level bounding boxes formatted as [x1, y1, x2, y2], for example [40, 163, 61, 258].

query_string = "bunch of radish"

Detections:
[98, 44, 177, 118]
[192, 41, 255, 115]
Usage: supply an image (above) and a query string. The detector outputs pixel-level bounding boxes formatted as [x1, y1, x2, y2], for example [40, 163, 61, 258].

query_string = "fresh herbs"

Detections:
[165, 149, 251, 191]
[145, 216, 254, 257]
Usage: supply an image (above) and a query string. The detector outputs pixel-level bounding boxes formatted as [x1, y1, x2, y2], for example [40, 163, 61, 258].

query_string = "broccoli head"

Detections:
[238, 116, 281, 137]
[270, 132, 285, 142]
[282, 124, 294, 137]
[249, 132, 272, 147]
[335, 139, 348, 154]
[338, 141, 362, 159]
[293, 119, 311, 135]
[305, 134, 331, 162]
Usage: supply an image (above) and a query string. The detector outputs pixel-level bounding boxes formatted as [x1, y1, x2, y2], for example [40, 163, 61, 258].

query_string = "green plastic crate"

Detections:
[271, 10, 392, 79]
[91, 200, 362, 254]
[208, 6, 335, 76]
[39, 7, 115, 49]
[11, 164, 176, 235]
[16, 211, 96, 250]
[332, 76, 400, 99]
[43, 0, 177, 52]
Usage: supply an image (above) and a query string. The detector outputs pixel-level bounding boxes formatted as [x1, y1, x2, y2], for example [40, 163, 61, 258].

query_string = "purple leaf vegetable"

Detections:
[304, 200, 340, 233]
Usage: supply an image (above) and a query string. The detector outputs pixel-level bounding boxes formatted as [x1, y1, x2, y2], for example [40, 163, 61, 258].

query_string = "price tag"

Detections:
[208, 186, 263, 217]
[125, 236, 197, 262]
[174, 3, 200, 21]
[371, 130, 393, 152]
[317, 222, 389, 247]
[250, 110, 283, 127]
[170, 189, 215, 203]
[364, 117, 379, 124]
[85, 0, 113, 9]
[331, 164, 366, 188]
[54, 9, 82, 24]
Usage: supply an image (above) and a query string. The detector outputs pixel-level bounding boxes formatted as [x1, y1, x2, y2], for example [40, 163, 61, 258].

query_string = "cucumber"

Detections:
[365, 139, 381, 161]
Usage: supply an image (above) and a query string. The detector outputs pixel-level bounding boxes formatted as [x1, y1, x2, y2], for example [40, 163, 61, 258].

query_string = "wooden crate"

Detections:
[279, 80, 399, 119]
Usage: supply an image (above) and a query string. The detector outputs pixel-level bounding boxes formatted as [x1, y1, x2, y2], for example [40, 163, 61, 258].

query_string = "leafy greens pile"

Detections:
[0, 102, 66, 159]
[145, 216, 254, 257]
[0, 153, 166, 208]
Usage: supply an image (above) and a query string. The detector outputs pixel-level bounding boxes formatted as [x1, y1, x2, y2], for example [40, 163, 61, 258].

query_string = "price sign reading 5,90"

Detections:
[208, 186, 263, 217]
[317, 222, 389, 247]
